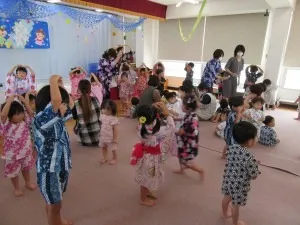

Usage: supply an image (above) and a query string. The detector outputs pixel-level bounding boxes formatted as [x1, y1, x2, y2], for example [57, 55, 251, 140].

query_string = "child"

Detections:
[135, 63, 149, 97]
[5, 65, 36, 97]
[72, 80, 101, 146]
[69, 66, 86, 100]
[215, 71, 229, 99]
[211, 99, 230, 123]
[1, 94, 36, 197]
[222, 96, 244, 159]
[165, 92, 185, 129]
[243, 96, 265, 137]
[118, 72, 133, 116]
[216, 121, 226, 139]
[161, 90, 169, 104]
[244, 65, 263, 96]
[174, 95, 204, 177]
[221, 121, 260, 225]
[119, 63, 137, 85]
[262, 79, 277, 110]
[184, 62, 194, 83]
[90, 73, 104, 106]
[100, 99, 119, 165]
[259, 116, 280, 146]
[130, 102, 175, 206]
[130, 97, 139, 119]
[294, 94, 300, 120]
[34, 75, 73, 225]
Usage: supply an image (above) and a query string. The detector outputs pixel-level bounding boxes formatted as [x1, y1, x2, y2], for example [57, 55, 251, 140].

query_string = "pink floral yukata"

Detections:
[134, 73, 148, 97]
[5, 72, 36, 97]
[1, 113, 34, 178]
[119, 81, 133, 101]
[99, 114, 119, 151]
[91, 82, 104, 106]
[131, 116, 175, 191]
[70, 72, 86, 100]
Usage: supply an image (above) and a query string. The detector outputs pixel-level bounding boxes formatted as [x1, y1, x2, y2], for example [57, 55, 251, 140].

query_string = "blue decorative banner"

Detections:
[0, 0, 146, 31]
[0, 18, 50, 49]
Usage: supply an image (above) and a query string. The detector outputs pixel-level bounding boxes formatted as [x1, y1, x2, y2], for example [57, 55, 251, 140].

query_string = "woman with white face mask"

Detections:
[222, 45, 245, 99]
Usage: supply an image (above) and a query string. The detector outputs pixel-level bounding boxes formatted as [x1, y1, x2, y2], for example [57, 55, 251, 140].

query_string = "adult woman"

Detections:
[152, 61, 165, 75]
[201, 49, 224, 92]
[97, 48, 123, 99]
[223, 45, 245, 98]
[137, 75, 161, 108]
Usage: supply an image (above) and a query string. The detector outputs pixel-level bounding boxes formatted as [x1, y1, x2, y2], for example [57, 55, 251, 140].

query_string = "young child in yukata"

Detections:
[222, 96, 244, 159]
[69, 66, 87, 100]
[262, 79, 277, 110]
[259, 115, 280, 146]
[216, 121, 226, 139]
[130, 102, 175, 206]
[1, 94, 36, 197]
[174, 95, 204, 178]
[211, 98, 230, 123]
[135, 63, 149, 97]
[221, 121, 261, 225]
[118, 72, 134, 116]
[243, 65, 263, 97]
[184, 62, 194, 83]
[294, 93, 300, 121]
[165, 91, 185, 131]
[5, 65, 36, 98]
[100, 100, 119, 165]
[34, 75, 73, 225]
[90, 73, 104, 106]
[243, 96, 265, 138]
[130, 97, 139, 119]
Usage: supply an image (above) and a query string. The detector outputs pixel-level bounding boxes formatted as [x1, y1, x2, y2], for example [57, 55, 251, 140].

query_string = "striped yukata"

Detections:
[33, 104, 72, 204]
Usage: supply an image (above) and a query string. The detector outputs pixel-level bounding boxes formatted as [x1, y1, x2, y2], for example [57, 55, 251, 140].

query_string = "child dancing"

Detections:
[90, 73, 104, 106]
[34, 75, 73, 225]
[259, 116, 280, 146]
[100, 100, 119, 165]
[174, 95, 204, 177]
[5, 64, 36, 97]
[1, 94, 36, 197]
[135, 63, 149, 97]
[262, 79, 277, 110]
[211, 98, 230, 123]
[222, 96, 244, 159]
[130, 102, 175, 206]
[118, 72, 133, 116]
[221, 121, 260, 225]
[69, 66, 86, 100]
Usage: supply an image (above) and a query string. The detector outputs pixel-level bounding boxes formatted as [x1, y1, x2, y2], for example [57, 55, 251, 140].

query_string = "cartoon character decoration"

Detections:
[0, 25, 7, 46]
[35, 29, 45, 46]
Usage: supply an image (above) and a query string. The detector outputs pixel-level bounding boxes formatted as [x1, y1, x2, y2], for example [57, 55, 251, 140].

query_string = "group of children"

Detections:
[0, 61, 298, 225]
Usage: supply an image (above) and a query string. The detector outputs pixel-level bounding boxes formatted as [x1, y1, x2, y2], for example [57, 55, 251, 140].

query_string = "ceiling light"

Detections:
[176, 2, 182, 7]
[95, 9, 103, 12]
[47, 0, 61, 3]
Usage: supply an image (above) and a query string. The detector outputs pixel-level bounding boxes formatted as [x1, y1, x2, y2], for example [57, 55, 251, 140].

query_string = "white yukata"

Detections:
[263, 84, 277, 105]
[166, 98, 185, 131]
[243, 108, 265, 138]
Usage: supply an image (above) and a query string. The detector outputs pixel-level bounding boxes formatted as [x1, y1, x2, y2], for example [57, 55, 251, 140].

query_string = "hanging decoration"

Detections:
[178, 0, 207, 42]
[0, 0, 146, 31]
[65, 18, 71, 24]
[112, 32, 116, 36]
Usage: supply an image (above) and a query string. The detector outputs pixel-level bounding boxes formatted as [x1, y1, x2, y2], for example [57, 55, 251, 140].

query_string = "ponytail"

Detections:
[79, 93, 92, 122]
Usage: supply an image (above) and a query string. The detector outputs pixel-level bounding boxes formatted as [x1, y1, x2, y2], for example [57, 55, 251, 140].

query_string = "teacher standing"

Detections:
[223, 45, 245, 98]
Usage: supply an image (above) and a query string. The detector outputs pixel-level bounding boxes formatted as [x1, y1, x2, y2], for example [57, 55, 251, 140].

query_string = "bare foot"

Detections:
[140, 198, 155, 207]
[26, 183, 37, 191]
[147, 192, 158, 200]
[108, 159, 116, 165]
[61, 218, 73, 225]
[222, 204, 232, 218]
[14, 189, 24, 197]
[100, 159, 108, 164]
[294, 118, 300, 121]
[173, 169, 185, 174]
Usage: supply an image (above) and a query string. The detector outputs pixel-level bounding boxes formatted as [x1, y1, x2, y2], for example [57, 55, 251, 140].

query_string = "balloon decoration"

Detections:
[0, 0, 146, 31]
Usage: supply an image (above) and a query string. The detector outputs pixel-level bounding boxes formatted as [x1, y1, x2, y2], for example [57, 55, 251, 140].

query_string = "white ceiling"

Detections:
[149, 0, 222, 5]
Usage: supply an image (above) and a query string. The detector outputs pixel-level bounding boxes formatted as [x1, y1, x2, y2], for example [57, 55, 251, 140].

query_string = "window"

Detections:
[283, 69, 300, 90]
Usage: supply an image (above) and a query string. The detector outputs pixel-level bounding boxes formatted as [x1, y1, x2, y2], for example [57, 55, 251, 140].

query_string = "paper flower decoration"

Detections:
[139, 116, 146, 124]
[65, 18, 71, 24]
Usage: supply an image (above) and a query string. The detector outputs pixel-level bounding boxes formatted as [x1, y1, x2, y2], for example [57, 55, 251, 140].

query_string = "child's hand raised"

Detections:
[7, 95, 16, 103]
[49, 75, 62, 84]
[17, 95, 26, 103]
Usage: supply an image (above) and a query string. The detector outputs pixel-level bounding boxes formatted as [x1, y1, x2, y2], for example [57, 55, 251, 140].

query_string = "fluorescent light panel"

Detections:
[47, 0, 61, 3]
[95, 9, 103, 12]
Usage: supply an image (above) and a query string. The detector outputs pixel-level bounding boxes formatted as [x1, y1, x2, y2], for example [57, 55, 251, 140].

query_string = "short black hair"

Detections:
[36, 85, 70, 114]
[162, 90, 170, 97]
[21, 93, 36, 102]
[213, 49, 224, 59]
[233, 121, 257, 144]
[228, 96, 244, 109]
[101, 99, 117, 116]
[148, 75, 159, 87]
[257, 83, 266, 92]
[182, 79, 193, 87]
[71, 67, 81, 74]
[234, 44, 246, 57]
[249, 65, 258, 73]
[183, 94, 197, 111]
[165, 92, 176, 100]
[2, 101, 25, 119]
[263, 79, 272, 86]
[16, 66, 27, 74]
[188, 62, 194, 68]
[201, 94, 211, 105]
[140, 68, 146, 73]
[198, 83, 209, 91]
[156, 69, 164, 76]
[220, 99, 229, 109]
[250, 84, 263, 96]
[252, 96, 265, 105]
[263, 115, 274, 125]
[131, 97, 139, 106]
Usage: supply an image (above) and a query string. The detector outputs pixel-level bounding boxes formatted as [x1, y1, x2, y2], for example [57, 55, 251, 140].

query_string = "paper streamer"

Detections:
[178, 0, 207, 42]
